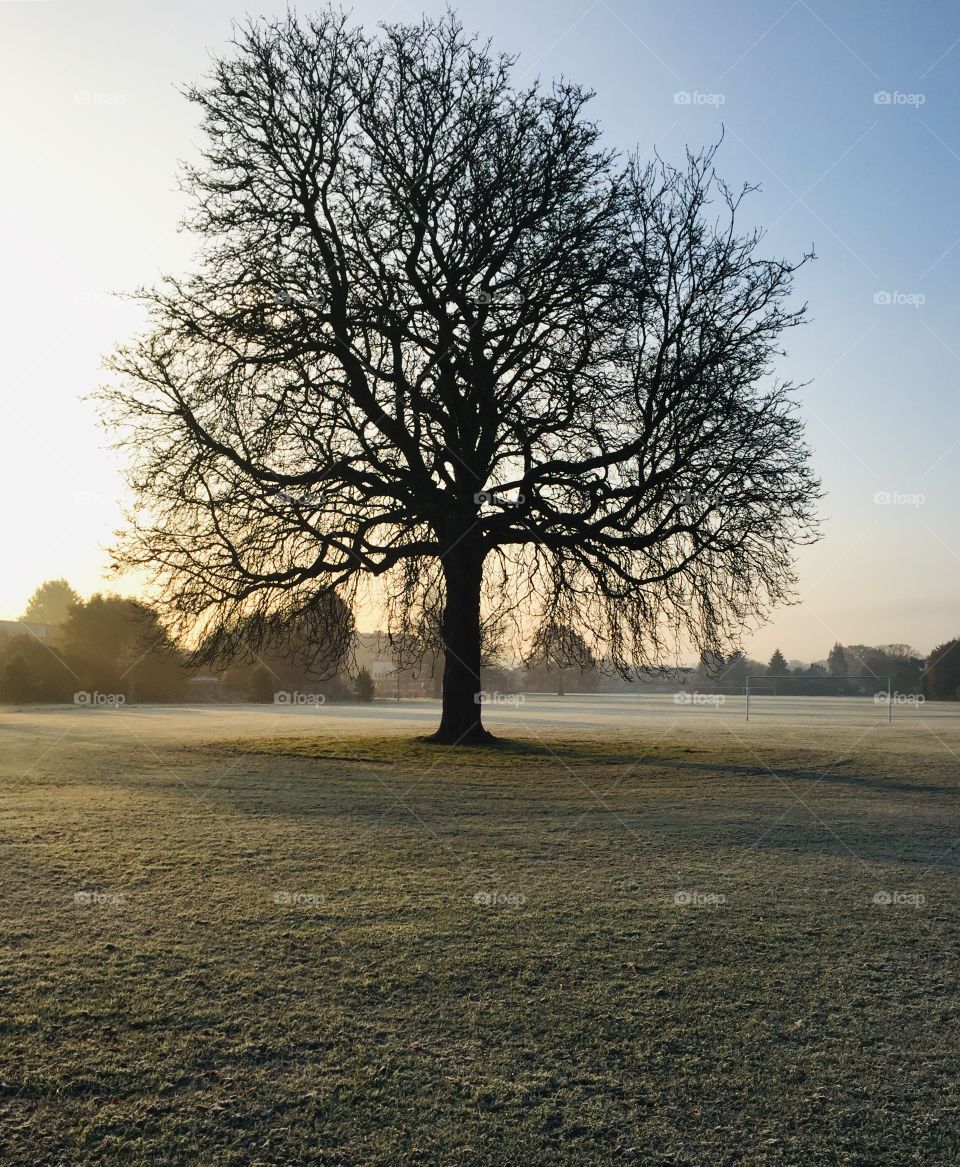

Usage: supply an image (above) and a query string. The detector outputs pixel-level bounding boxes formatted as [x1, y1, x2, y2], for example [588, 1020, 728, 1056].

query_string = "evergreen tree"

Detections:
[767, 648, 788, 675]
[354, 668, 376, 703]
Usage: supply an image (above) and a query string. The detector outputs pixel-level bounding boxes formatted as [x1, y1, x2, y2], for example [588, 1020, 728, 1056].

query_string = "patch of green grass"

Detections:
[1, 723, 958, 1164]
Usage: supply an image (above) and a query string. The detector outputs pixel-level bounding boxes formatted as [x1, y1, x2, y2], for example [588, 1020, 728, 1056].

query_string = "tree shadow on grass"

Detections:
[230, 733, 958, 798]
[593, 753, 958, 798]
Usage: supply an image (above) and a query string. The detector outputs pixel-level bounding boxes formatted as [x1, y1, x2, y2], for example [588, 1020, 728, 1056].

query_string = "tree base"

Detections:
[424, 724, 498, 746]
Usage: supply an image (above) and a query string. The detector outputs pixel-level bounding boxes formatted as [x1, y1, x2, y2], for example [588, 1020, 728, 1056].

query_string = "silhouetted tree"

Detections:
[721, 650, 748, 690]
[744, 657, 768, 678]
[21, 579, 80, 628]
[248, 663, 275, 703]
[481, 663, 523, 696]
[199, 592, 354, 694]
[843, 644, 921, 695]
[924, 638, 960, 700]
[0, 653, 37, 703]
[526, 621, 597, 695]
[876, 643, 923, 695]
[98, 10, 820, 742]
[696, 649, 726, 686]
[767, 648, 788, 676]
[0, 634, 76, 702]
[801, 661, 831, 696]
[827, 642, 847, 678]
[61, 594, 185, 701]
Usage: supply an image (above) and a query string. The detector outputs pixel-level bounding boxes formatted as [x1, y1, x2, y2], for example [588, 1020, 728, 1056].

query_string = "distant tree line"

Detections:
[2, 579, 958, 703]
[685, 640, 960, 700]
[1, 582, 184, 703]
[0, 579, 363, 704]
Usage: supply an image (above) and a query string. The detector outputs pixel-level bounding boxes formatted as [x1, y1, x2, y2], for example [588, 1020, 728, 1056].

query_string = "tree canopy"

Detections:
[827, 642, 847, 678]
[21, 579, 80, 627]
[98, 8, 821, 742]
[923, 639, 960, 700]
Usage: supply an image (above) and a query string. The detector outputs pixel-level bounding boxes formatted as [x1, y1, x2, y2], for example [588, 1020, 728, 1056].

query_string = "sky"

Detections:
[0, 0, 958, 663]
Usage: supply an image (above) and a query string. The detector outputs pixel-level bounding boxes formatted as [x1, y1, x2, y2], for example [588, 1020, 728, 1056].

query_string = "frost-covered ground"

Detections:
[1, 695, 958, 1164]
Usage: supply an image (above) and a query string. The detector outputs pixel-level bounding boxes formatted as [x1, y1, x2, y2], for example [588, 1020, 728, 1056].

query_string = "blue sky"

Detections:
[1, 0, 957, 660]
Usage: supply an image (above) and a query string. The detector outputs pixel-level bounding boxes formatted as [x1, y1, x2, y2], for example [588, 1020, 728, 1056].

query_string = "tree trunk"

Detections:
[428, 536, 494, 744]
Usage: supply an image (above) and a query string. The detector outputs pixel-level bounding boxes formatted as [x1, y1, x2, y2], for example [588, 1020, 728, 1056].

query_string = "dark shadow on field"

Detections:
[247, 735, 959, 799]
[3, 733, 957, 873]
[576, 751, 958, 798]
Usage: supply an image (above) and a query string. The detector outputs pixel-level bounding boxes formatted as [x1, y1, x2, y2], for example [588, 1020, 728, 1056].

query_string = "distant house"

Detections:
[353, 631, 434, 697]
[0, 620, 53, 641]
[353, 631, 396, 678]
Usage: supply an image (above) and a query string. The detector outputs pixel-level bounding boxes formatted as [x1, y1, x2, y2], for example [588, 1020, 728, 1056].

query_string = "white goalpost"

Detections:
[744, 675, 893, 723]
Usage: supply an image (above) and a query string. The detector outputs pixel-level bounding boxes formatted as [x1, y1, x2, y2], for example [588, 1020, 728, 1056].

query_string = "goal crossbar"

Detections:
[745, 675, 893, 723]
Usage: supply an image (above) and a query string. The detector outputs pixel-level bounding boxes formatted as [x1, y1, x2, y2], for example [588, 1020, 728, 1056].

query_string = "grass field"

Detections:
[1, 697, 958, 1165]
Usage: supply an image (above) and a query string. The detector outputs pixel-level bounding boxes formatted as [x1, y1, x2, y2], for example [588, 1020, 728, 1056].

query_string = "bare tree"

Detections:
[526, 621, 596, 696]
[98, 9, 820, 743]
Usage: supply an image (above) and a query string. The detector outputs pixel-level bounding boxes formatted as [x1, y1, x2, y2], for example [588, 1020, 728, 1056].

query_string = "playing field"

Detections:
[2, 695, 958, 1165]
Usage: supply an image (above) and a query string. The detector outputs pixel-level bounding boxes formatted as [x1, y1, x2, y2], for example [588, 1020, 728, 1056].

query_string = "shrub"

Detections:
[354, 668, 376, 703]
